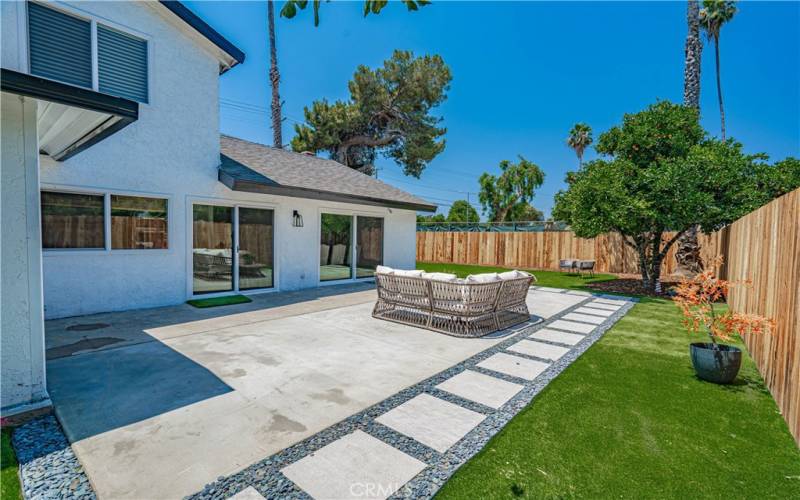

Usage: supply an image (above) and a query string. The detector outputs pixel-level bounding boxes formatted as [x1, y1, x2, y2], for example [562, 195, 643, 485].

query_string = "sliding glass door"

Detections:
[192, 205, 233, 294]
[320, 213, 353, 282]
[193, 204, 274, 295]
[356, 216, 384, 278]
[238, 208, 274, 290]
[320, 213, 383, 282]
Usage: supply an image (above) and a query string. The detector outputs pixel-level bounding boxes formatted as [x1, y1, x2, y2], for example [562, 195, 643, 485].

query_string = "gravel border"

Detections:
[189, 291, 636, 500]
[11, 414, 95, 499]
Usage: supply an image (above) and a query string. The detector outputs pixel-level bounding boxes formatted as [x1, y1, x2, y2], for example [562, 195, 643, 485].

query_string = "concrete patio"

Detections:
[44, 284, 618, 499]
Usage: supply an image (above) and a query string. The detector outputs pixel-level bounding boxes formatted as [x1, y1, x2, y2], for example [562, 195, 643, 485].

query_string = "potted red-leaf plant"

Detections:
[674, 261, 774, 384]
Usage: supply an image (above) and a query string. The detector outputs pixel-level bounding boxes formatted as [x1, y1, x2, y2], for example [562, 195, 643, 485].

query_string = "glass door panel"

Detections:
[238, 207, 274, 290]
[192, 205, 233, 294]
[320, 213, 353, 281]
[356, 216, 384, 278]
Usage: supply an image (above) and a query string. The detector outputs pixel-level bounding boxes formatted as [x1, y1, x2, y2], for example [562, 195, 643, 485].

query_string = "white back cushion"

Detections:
[466, 272, 501, 283]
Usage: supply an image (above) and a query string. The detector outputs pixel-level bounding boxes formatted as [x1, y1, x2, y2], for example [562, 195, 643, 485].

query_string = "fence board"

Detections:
[416, 230, 713, 276]
[722, 189, 800, 445]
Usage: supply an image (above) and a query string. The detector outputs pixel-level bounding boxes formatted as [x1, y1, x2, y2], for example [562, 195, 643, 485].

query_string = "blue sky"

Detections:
[185, 0, 800, 218]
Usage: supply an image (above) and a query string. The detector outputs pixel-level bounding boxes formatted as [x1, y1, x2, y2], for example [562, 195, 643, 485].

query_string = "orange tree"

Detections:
[553, 101, 793, 293]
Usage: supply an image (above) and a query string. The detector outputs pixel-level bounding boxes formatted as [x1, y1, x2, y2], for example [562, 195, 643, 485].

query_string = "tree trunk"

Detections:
[636, 241, 651, 291]
[268, 0, 282, 148]
[714, 37, 726, 141]
[675, 224, 703, 276]
[683, 0, 702, 109]
[677, 1, 704, 275]
[650, 233, 663, 293]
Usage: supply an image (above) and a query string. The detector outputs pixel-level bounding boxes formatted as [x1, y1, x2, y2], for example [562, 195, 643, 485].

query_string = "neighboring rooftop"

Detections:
[218, 135, 437, 212]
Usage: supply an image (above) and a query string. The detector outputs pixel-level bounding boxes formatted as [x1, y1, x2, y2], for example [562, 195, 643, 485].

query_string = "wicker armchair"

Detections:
[372, 271, 535, 337]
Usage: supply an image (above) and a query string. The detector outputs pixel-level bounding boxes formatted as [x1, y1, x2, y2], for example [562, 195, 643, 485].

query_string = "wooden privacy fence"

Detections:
[417, 230, 723, 276]
[722, 189, 799, 445]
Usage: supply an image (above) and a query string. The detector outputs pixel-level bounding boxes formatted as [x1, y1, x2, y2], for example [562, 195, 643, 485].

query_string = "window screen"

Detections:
[28, 2, 92, 88]
[98, 25, 148, 102]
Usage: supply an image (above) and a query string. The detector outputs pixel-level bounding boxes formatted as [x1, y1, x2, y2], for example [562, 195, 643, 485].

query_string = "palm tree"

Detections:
[566, 123, 593, 168]
[683, 1, 702, 108]
[268, 0, 282, 148]
[700, 0, 737, 140]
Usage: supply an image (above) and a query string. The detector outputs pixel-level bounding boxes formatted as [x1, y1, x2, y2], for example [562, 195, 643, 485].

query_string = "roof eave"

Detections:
[158, 1, 245, 74]
[219, 170, 438, 212]
[1, 68, 138, 161]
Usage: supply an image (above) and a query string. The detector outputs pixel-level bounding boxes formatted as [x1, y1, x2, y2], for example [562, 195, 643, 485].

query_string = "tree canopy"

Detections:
[417, 213, 446, 223]
[281, 0, 430, 26]
[447, 200, 480, 223]
[506, 201, 544, 222]
[478, 156, 545, 223]
[291, 50, 451, 177]
[553, 100, 787, 292]
[566, 123, 593, 167]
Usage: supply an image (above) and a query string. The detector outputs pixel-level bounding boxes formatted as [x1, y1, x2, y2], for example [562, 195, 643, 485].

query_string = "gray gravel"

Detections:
[11, 415, 95, 499]
[188, 293, 636, 500]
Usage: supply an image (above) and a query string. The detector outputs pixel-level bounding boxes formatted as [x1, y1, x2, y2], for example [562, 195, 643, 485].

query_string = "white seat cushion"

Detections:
[465, 272, 501, 283]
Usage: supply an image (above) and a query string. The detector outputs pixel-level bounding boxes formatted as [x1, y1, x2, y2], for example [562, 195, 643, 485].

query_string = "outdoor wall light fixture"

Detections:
[292, 210, 304, 227]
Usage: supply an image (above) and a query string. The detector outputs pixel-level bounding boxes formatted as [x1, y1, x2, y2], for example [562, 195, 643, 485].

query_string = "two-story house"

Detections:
[1, 0, 434, 417]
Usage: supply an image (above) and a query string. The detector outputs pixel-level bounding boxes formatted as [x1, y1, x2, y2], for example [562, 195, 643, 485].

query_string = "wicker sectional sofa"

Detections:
[372, 267, 536, 337]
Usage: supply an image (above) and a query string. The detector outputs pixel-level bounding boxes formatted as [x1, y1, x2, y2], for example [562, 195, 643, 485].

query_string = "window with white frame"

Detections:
[27, 1, 149, 103]
[41, 191, 167, 250]
[41, 191, 105, 249]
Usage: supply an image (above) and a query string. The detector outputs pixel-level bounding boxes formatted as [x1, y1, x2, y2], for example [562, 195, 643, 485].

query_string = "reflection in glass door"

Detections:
[320, 213, 353, 281]
[193, 205, 233, 294]
[238, 208, 274, 290]
[356, 217, 384, 278]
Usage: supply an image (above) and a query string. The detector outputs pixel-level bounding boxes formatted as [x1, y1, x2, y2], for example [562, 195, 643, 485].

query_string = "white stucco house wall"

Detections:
[0, 0, 434, 416]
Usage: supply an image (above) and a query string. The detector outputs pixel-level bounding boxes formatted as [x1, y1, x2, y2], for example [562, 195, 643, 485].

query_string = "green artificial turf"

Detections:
[436, 297, 800, 499]
[416, 262, 617, 291]
[186, 294, 252, 308]
[1, 428, 21, 500]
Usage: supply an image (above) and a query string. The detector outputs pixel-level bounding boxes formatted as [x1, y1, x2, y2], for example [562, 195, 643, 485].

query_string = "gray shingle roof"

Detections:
[219, 135, 437, 212]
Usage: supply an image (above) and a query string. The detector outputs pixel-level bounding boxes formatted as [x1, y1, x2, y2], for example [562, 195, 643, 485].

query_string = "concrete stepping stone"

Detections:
[586, 302, 621, 311]
[594, 298, 627, 306]
[529, 328, 585, 346]
[281, 430, 426, 500]
[477, 352, 549, 381]
[548, 319, 595, 334]
[227, 487, 266, 500]
[562, 312, 605, 325]
[435, 370, 524, 409]
[574, 306, 614, 317]
[507, 339, 570, 361]
[375, 393, 485, 453]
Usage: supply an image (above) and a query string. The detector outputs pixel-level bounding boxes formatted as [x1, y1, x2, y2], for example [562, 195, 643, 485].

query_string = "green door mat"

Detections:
[187, 295, 252, 308]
